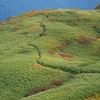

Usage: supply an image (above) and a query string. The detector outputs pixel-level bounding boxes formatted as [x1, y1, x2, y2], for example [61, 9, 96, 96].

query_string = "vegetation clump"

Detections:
[60, 53, 73, 58]
[25, 86, 54, 96]
[75, 35, 97, 45]
[39, 32, 46, 37]
[68, 73, 75, 79]
[51, 80, 63, 86]
[95, 4, 100, 9]
[21, 32, 29, 35]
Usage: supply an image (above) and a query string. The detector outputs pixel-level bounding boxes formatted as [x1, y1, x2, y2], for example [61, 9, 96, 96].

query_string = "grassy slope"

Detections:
[0, 9, 100, 100]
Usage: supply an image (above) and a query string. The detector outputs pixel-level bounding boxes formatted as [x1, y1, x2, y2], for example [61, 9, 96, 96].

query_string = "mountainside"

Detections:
[0, 0, 100, 22]
[0, 9, 100, 100]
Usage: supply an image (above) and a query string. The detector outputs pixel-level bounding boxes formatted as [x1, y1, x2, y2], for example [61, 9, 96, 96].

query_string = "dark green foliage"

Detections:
[93, 25, 100, 34]
[25, 86, 54, 96]
[18, 49, 32, 54]
[95, 4, 100, 9]
[68, 73, 75, 79]
[21, 32, 29, 35]
[40, 23, 47, 32]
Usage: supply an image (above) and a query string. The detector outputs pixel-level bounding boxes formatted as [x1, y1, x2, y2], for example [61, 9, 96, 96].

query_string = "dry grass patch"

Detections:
[34, 64, 43, 70]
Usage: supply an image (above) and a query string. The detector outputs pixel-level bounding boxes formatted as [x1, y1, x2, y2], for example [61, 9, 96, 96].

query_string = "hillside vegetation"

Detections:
[0, 9, 100, 100]
[0, 0, 100, 22]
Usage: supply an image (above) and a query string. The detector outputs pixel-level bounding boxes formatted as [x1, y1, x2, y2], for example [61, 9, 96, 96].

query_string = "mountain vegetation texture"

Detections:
[0, 0, 100, 22]
[0, 9, 100, 100]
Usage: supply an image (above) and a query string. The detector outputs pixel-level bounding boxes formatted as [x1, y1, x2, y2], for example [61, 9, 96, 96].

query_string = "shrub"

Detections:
[74, 35, 85, 41]
[45, 13, 50, 18]
[39, 32, 46, 37]
[68, 73, 75, 79]
[51, 80, 63, 86]
[67, 11, 77, 15]
[40, 23, 45, 27]
[93, 25, 100, 34]
[60, 53, 73, 58]
[65, 37, 72, 45]
[21, 32, 29, 35]
[49, 50, 55, 55]
[79, 39, 91, 45]
[75, 35, 97, 45]
[40, 23, 47, 32]
[67, 19, 78, 26]
[57, 44, 66, 51]
[43, 26, 47, 32]
[57, 43, 67, 50]
[95, 4, 100, 9]
[26, 86, 53, 96]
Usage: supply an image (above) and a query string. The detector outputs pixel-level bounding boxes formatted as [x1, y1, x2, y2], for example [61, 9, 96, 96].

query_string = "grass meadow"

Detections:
[0, 9, 100, 100]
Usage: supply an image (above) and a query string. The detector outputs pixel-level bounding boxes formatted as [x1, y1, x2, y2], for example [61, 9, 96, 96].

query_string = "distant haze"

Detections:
[0, 0, 100, 22]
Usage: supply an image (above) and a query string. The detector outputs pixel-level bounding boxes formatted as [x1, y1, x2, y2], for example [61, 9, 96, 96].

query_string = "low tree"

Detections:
[95, 4, 100, 9]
